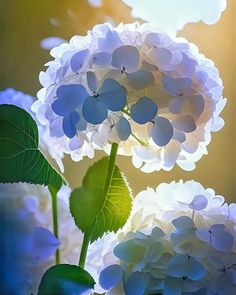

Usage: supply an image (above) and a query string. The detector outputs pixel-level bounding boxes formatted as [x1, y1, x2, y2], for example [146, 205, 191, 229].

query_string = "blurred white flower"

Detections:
[0, 183, 117, 294]
[87, 0, 102, 7]
[34, 23, 226, 172]
[122, 0, 227, 35]
[0, 88, 65, 172]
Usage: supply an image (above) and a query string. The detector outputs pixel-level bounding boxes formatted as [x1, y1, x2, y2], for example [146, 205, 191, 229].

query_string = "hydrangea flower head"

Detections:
[34, 23, 226, 171]
[99, 181, 236, 295]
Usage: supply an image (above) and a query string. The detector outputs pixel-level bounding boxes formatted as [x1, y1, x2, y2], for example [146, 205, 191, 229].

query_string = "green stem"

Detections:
[78, 143, 119, 269]
[48, 184, 60, 265]
[104, 143, 119, 196]
[79, 232, 91, 268]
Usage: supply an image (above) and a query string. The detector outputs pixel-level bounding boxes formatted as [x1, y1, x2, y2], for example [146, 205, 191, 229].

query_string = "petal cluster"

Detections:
[99, 181, 236, 295]
[35, 23, 226, 170]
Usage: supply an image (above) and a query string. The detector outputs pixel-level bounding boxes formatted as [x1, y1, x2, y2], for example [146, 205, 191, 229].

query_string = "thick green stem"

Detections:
[79, 232, 91, 268]
[78, 143, 119, 269]
[48, 184, 60, 265]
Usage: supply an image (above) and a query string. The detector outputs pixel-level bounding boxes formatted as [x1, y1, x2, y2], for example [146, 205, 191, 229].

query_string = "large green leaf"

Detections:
[70, 157, 132, 242]
[37, 264, 95, 295]
[0, 104, 62, 186]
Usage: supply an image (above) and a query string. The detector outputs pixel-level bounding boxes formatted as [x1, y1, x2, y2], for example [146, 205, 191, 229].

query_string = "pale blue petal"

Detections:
[125, 272, 150, 295]
[112, 45, 139, 72]
[172, 115, 196, 133]
[115, 117, 131, 141]
[126, 70, 154, 90]
[172, 216, 195, 229]
[195, 229, 211, 243]
[145, 33, 161, 47]
[87, 71, 97, 92]
[114, 240, 145, 262]
[82, 96, 108, 125]
[53, 84, 88, 116]
[167, 255, 205, 280]
[163, 277, 182, 295]
[150, 117, 173, 147]
[151, 48, 172, 71]
[92, 52, 112, 66]
[211, 229, 233, 252]
[98, 27, 122, 52]
[99, 265, 123, 290]
[69, 137, 82, 151]
[31, 227, 59, 261]
[162, 75, 192, 95]
[169, 97, 183, 114]
[189, 195, 208, 210]
[130, 96, 158, 124]
[62, 111, 80, 138]
[70, 49, 89, 72]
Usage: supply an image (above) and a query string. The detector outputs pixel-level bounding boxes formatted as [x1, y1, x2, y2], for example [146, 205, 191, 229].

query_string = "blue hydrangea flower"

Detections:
[35, 23, 226, 172]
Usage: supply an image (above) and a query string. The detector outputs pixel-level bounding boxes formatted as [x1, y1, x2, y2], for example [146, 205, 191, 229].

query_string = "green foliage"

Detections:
[0, 104, 62, 186]
[37, 264, 95, 295]
[70, 157, 132, 242]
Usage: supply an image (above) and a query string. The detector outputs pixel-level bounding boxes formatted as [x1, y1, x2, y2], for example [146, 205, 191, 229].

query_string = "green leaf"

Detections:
[38, 264, 95, 295]
[70, 157, 132, 242]
[0, 104, 62, 186]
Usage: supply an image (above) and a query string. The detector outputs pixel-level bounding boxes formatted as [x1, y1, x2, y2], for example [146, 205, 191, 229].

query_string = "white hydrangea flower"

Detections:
[34, 23, 226, 172]
[99, 181, 236, 295]
[0, 88, 65, 172]
[122, 0, 227, 35]
[124, 180, 227, 234]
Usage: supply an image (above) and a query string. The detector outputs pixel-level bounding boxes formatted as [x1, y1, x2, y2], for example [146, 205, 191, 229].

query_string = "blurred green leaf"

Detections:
[0, 104, 62, 186]
[37, 264, 95, 295]
[70, 157, 132, 242]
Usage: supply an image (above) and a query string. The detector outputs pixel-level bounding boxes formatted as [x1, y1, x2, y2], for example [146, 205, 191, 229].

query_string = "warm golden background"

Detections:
[0, 0, 235, 201]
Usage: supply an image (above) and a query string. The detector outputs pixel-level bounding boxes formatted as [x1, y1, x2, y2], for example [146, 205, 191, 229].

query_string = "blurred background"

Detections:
[0, 0, 235, 201]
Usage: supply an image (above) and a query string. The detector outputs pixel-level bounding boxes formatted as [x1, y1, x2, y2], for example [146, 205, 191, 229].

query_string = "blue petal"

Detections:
[82, 96, 108, 124]
[87, 71, 97, 92]
[112, 45, 139, 72]
[150, 117, 173, 147]
[92, 52, 112, 66]
[151, 48, 172, 71]
[167, 255, 205, 281]
[162, 75, 192, 95]
[115, 117, 131, 141]
[189, 195, 208, 210]
[62, 111, 80, 138]
[195, 229, 211, 243]
[114, 240, 145, 262]
[125, 272, 150, 295]
[98, 26, 122, 52]
[100, 79, 127, 111]
[52, 84, 88, 116]
[211, 228, 233, 252]
[70, 49, 89, 72]
[31, 227, 59, 261]
[126, 70, 154, 90]
[172, 115, 196, 133]
[172, 216, 195, 229]
[130, 97, 158, 124]
[99, 265, 123, 290]
[163, 277, 182, 295]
